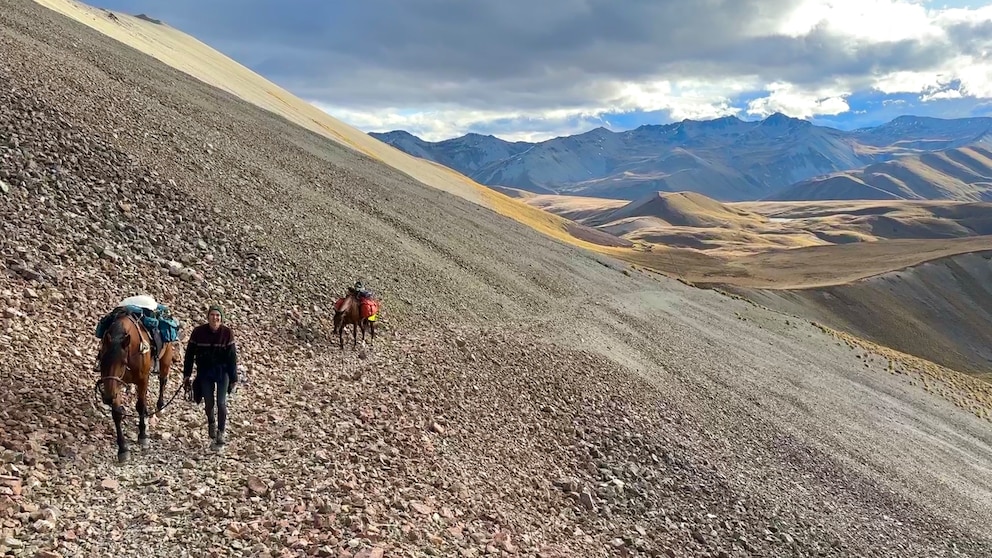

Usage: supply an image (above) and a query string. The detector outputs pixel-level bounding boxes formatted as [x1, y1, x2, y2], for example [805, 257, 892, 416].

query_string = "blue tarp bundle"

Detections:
[95, 303, 181, 342]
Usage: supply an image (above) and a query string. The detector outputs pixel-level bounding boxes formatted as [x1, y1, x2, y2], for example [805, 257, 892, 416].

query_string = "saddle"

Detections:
[95, 299, 182, 367]
[333, 294, 379, 321]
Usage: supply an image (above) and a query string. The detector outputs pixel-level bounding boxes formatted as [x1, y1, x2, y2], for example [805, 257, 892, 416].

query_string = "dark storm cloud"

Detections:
[93, 0, 991, 111]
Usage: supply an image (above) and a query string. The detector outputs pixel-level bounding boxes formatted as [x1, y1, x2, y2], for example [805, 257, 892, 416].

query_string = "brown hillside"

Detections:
[591, 191, 765, 228]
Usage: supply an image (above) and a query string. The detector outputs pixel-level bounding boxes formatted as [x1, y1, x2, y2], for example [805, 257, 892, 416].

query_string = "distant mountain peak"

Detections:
[373, 129, 418, 139]
[761, 112, 810, 126]
[367, 114, 992, 202]
[696, 115, 744, 125]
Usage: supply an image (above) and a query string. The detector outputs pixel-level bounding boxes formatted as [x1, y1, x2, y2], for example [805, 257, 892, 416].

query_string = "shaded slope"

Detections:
[770, 145, 992, 202]
[852, 115, 992, 150]
[731, 252, 992, 380]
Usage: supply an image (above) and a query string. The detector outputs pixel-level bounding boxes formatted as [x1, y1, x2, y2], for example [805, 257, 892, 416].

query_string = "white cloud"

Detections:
[778, 0, 943, 42]
[314, 103, 612, 142]
[745, 82, 851, 118]
[954, 55, 992, 97]
[873, 69, 953, 94]
[923, 88, 964, 100]
[606, 78, 753, 120]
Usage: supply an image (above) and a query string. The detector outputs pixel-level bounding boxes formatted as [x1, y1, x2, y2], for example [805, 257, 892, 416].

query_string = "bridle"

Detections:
[93, 315, 137, 398]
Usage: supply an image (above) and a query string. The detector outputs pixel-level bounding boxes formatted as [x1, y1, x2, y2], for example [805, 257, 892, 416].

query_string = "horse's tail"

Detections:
[100, 316, 130, 372]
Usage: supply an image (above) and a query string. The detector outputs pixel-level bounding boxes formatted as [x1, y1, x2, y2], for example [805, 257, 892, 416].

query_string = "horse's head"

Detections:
[96, 317, 131, 409]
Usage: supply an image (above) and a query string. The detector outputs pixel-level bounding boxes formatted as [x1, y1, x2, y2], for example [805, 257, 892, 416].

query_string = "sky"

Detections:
[89, 0, 992, 142]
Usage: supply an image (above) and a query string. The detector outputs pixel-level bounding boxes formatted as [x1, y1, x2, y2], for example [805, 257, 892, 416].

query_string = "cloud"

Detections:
[92, 0, 992, 140]
[745, 83, 851, 118]
[313, 103, 612, 142]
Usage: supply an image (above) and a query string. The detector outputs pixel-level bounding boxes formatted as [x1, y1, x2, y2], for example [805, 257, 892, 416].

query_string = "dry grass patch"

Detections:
[813, 323, 992, 421]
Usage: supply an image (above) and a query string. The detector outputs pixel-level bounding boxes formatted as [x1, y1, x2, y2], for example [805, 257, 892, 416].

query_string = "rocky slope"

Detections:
[370, 115, 992, 202]
[2, 1, 992, 557]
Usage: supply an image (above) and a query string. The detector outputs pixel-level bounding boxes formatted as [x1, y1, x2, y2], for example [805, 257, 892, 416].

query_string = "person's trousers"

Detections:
[202, 375, 230, 433]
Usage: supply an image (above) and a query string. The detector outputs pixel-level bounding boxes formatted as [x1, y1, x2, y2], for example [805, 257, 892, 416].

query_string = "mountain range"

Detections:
[370, 114, 992, 202]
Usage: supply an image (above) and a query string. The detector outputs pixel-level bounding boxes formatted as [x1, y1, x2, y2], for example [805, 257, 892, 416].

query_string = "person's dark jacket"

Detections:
[183, 323, 238, 386]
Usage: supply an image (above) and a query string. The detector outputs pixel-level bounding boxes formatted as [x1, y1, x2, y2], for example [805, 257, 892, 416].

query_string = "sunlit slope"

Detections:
[31, 0, 630, 253]
[33, 0, 493, 205]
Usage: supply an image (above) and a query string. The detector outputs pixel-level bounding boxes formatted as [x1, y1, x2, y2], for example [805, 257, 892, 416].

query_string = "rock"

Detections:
[247, 476, 268, 495]
[0, 475, 22, 496]
[578, 490, 595, 511]
[410, 502, 434, 515]
[31, 519, 55, 533]
[99, 478, 119, 491]
[99, 247, 120, 261]
[554, 477, 580, 493]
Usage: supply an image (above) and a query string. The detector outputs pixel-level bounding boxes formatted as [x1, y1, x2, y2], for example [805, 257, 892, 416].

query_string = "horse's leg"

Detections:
[112, 406, 128, 463]
[137, 378, 150, 449]
[370, 321, 375, 346]
[339, 321, 345, 350]
[352, 322, 358, 349]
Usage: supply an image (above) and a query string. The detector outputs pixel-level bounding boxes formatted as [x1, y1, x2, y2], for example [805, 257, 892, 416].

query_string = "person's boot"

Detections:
[208, 422, 217, 441]
[215, 429, 226, 447]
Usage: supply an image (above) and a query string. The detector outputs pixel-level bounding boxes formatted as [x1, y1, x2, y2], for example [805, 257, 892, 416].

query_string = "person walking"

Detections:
[182, 305, 238, 449]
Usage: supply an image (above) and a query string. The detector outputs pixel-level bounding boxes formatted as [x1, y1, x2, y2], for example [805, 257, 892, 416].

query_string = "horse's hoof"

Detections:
[117, 450, 129, 463]
[139, 437, 150, 449]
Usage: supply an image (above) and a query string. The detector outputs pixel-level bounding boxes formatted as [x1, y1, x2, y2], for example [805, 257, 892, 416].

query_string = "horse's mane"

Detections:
[99, 311, 130, 372]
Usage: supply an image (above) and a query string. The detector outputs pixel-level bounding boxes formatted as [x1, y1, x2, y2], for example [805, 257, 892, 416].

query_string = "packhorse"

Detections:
[333, 291, 378, 349]
[94, 300, 179, 462]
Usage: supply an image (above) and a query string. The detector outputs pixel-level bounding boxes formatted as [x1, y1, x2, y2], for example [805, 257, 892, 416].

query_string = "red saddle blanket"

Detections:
[334, 297, 379, 320]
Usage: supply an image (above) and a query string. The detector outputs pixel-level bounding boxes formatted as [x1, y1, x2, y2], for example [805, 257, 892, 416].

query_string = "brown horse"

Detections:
[333, 294, 376, 349]
[95, 310, 176, 462]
